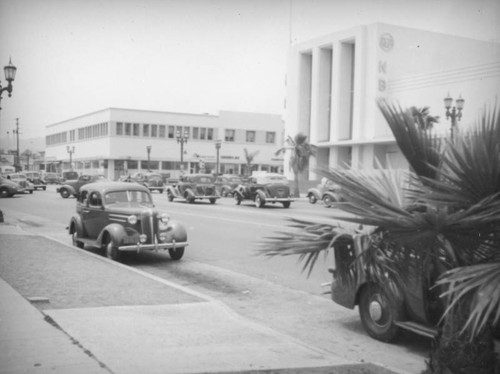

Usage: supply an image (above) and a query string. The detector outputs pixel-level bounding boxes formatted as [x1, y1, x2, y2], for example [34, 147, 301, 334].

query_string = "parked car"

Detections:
[43, 172, 63, 184]
[62, 171, 79, 182]
[57, 174, 108, 198]
[0, 176, 24, 197]
[233, 173, 294, 208]
[68, 182, 188, 262]
[166, 174, 219, 204]
[130, 172, 165, 193]
[7, 173, 34, 194]
[24, 171, 47, 191]
[307, 177, 342, 207]
[214, 174, 243, 197]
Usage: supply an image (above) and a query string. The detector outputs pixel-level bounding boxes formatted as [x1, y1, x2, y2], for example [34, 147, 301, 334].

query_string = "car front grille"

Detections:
[139, 210, 157, 244]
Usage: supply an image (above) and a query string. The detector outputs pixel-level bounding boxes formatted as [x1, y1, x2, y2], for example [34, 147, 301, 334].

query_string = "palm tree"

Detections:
[275, 133, 317, 197]
[261, 100, 500, 374]
[243, 148, 259, 176]
[410, 106, 440, 131]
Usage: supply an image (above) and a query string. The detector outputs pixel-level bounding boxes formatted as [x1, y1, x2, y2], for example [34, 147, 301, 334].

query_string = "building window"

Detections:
[143, 124, 149, 137]
[125, 123, 131, 136]
[151, 124, 157, 137]
[225, 129, 235, 142]
[266, 132, 276, 144]
[168, 125, 175, 138]
[200, 128, 206, 140]
[159, 125, 166, 138]
[246, 131, 255, 143]
[70, 130, 75, 141]
[192, 127, 199, 140]
[133, 123, 140, 136]
[207, 128, 213, 141]
[116, 122, 123, 136]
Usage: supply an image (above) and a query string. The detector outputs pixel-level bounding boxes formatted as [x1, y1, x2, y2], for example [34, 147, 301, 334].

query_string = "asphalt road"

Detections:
[0, 184, 431, 374]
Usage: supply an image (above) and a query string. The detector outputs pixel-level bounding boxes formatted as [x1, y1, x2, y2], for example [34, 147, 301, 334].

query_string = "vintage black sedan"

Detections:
[233, 173, 293, 208]
[68, 182, 188, 262]
[166, 174, 219, 204]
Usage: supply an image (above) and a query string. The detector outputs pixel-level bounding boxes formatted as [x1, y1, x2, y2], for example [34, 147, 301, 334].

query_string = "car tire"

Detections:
[105, 239, 122, 262]
[185, 190, 195, 204]
[282, 201, 291, 208]
[308, 194, 317, 204]
[60, 189, 70, 199]
[255, 194, 264, 208]
[43, 186, 47, 191]
[72, 231, 84, 249]
[168, 247, 185, 260]
[209, 198, 216, 204]
[221, 188, 228, 197]
[358, 283, 402, 342]
[29, 190, 33, 194]
[234, 194, 242, 205]
[0, 188, 10, 198]
[322, 194, 334, 208]
[167, 190, 174, 202]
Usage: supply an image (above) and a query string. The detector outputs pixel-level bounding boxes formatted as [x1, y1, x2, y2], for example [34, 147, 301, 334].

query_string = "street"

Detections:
[0, 185, 431, 373]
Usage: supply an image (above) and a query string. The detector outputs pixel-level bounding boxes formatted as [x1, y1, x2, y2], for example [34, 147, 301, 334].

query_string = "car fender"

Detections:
[307, 188, 321, 199]
[60, 184, 77, 195]
[322, 191, 339, 202]
[184, 188, 195, 198]
[97, 223, 128, 246]
[166, 185, 182, 197]
[256, 189, 266, 201]
[164, 219, 188, 243]
[68, 215, 84, 237]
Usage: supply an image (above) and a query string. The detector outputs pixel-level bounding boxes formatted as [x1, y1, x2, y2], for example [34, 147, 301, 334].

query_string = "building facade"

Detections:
[44, 108, 284, 180]
[284, 23, 500, 179]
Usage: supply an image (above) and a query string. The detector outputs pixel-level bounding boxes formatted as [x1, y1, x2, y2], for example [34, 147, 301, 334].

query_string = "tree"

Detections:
[243, 148, 259, 176]
[410, 106, 440, 131]
[261, 100, 500, 374]
[275, 133, 317, 197]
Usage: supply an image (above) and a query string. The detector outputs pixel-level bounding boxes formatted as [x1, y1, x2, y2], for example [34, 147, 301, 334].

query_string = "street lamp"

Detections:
[444, 93, 465, 142]
[176, 129, 189, 169]
[0, 58, 17, 111]
[215, 139, 222, 175]
[66, 146, 75, 171]
[146, 145, 152, 171]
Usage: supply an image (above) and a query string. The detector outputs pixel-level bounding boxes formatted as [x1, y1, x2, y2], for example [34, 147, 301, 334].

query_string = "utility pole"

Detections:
[13, 118, 20, 171]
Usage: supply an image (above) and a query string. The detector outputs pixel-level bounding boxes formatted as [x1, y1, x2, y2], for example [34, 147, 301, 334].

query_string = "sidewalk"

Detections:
[0, 221, 402, 374]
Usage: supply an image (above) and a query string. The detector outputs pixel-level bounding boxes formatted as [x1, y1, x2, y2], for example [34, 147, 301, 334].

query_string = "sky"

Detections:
[0, 0, 499, 152]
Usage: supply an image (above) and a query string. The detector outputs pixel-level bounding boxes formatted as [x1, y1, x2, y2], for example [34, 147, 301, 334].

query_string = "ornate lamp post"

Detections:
[444, 93, 465, 142]
[215, 139, 222, 175]
[66, 146, 75, 171]
[0, 58, 17, 111]
[176, 129, 189, 170]
[146, 145, 152, 171]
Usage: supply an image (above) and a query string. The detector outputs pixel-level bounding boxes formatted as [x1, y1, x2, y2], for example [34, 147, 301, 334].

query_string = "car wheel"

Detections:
[60, 189, 70, 199]
[322, 194, 334, 208]
[308, 194, 317, 204]
[29, 190, 33, 194]
[209, 198, 216, 204]
[72, 231, 84, 249]
[255, 194, 264, 208]
[221, 188, 229, 197]
[168, 247, 185, 261]
[358, 283, 402, 342]
[234, 194, 242, 205]
[43, 186, 47, 191]
[105, 239, 122, 262]
[282, 201, 291, 208]
[159, 189, 164, 194]
[0, 188, 10, 198]
[185, 191, 195, 204]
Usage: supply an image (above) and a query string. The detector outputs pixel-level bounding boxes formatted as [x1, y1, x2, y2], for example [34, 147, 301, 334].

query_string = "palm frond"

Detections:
[436, 262, 500, 339]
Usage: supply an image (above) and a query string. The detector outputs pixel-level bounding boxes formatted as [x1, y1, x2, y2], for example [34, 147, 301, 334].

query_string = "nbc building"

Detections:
[284, 23, 500, 179]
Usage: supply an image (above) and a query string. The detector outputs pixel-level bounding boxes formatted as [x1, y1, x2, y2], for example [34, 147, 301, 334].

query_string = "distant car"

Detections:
[130, 172, 165, 193]
[62, 171, 79, 182]
[7, 173, 34, 194]
[43, 172, 63, 184]
[24, 171, 47, 191]
[214, 174, 243, 197]
[233, 173, 293, 208]
[68, 182, 188, 262]
[0, 176, 24, 197]
[57, 174, 108, 198]
[166, 174, 219, 204]
[307, 177, 342, 207]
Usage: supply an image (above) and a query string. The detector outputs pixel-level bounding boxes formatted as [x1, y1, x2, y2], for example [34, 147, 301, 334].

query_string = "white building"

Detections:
[284, 23, 500, 179]
[44, 108, 284, 180]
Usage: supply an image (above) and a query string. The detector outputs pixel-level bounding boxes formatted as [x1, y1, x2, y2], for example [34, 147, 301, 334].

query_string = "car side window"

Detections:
[89, 192, 102, 207]
[79, 191, 88, 205]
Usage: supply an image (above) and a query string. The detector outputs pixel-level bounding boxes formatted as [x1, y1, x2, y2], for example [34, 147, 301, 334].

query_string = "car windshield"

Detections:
[12, 174, 27, 181]
[229, 177, 242, 183]
[187, 175, 214, 183]
[258, 176, 288, 184]
[104, 190, 153, 207]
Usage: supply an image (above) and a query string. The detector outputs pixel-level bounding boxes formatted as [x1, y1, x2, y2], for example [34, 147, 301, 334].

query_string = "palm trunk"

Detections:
[293, 171, 300, 198]
[424, 297, 496, 374]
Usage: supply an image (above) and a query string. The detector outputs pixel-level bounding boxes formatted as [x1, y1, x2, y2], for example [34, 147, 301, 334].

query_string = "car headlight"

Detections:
[128, 215, 138, 225]
[139, 234, 147, 243]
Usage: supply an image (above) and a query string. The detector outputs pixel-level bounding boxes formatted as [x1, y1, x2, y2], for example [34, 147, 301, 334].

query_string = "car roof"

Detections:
[80, 182, 150, 194]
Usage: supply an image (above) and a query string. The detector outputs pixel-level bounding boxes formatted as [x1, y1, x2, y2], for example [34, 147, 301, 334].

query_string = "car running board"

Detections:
[395, 321, 437, 338]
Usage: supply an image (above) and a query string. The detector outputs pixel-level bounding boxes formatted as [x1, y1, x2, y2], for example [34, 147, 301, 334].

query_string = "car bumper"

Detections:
[264, 197, 294, 203]
[118, 239, 189, 252]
